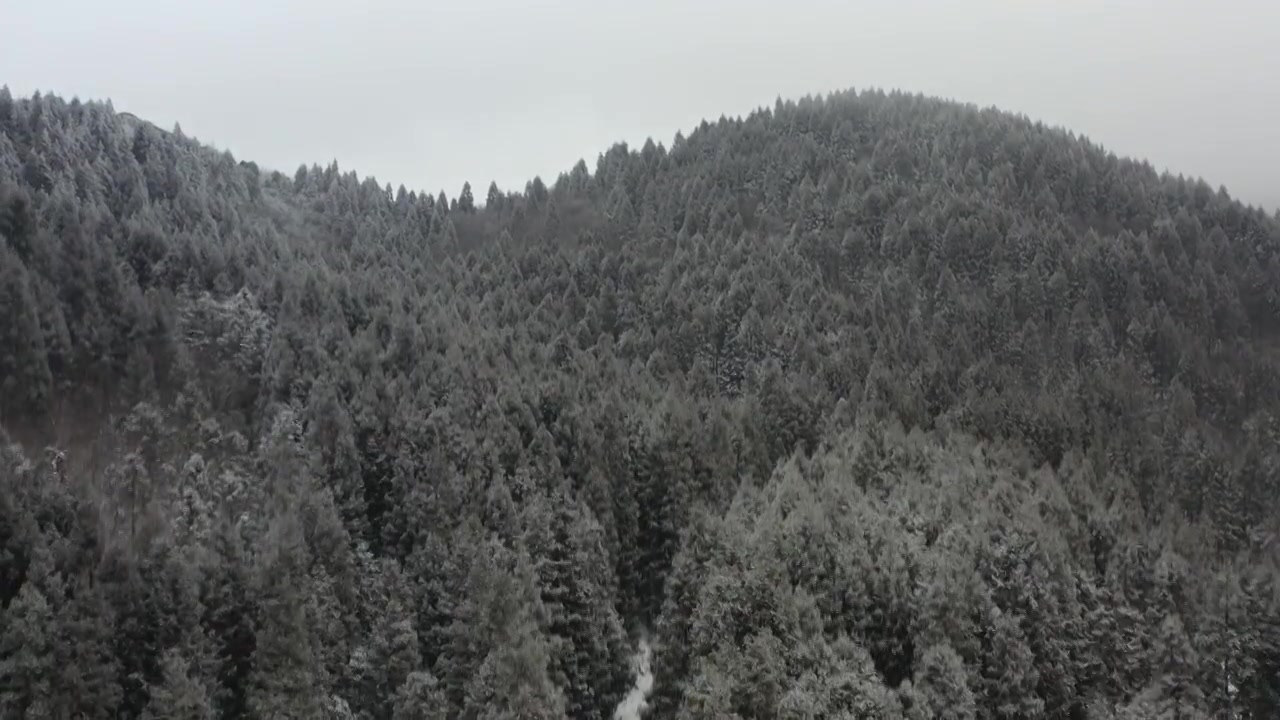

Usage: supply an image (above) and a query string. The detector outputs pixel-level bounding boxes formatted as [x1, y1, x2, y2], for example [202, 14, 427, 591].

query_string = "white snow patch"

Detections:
[613, 637, 654, 720]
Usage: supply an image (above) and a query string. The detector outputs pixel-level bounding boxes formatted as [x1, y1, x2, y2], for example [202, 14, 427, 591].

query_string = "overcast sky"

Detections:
[4, 0, 1278, 211]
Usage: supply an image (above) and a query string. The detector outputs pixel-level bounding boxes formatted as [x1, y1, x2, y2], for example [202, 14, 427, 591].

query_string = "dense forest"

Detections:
[1, 85, 1279, 719]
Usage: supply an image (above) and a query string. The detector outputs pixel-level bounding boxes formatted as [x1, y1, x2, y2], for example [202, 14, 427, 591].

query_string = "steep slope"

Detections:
[1, 86, 1278, 718]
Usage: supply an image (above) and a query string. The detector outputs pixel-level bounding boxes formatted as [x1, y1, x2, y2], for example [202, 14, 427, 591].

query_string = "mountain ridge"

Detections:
[1, 86, 1279, 718]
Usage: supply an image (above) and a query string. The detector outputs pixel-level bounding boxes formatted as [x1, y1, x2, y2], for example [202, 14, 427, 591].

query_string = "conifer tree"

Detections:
[143, 649, 213, 720]
[0, 583, 55, 718]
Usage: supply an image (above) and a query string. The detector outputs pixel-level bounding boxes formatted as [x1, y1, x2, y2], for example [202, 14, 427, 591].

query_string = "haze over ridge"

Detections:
[4, 0, 1277, 211]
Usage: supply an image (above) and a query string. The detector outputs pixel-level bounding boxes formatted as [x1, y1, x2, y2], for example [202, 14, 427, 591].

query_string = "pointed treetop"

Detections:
[458, 182, 475, 213]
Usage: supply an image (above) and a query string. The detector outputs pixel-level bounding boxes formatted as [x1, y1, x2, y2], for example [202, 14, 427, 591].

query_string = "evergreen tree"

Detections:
[913, 643, 977, 720]
[1128, 614, 1205, 719]
[51, 582, 123, 719]
[0, 249, 52, 423]
[246, 527, 324, 719]
[203, 523, 256, 719]
[393, 671, 449, 720]
[143, 649, 213, 720]
[362, 594, 424, 719]
[458, 182, 476, 214]
[524, 488, 630, 718]
[0, 583, 55, 718]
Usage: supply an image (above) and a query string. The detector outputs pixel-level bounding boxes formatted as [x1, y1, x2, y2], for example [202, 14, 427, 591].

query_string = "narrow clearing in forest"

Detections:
[614, 637, 654, 720]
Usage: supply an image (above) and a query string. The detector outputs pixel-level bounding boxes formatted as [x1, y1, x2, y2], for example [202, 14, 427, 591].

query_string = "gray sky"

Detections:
[4, 0, 1278, 211]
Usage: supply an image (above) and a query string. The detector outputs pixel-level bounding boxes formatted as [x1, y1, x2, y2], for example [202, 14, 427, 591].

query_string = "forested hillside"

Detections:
[1, 86, 1279, 719]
